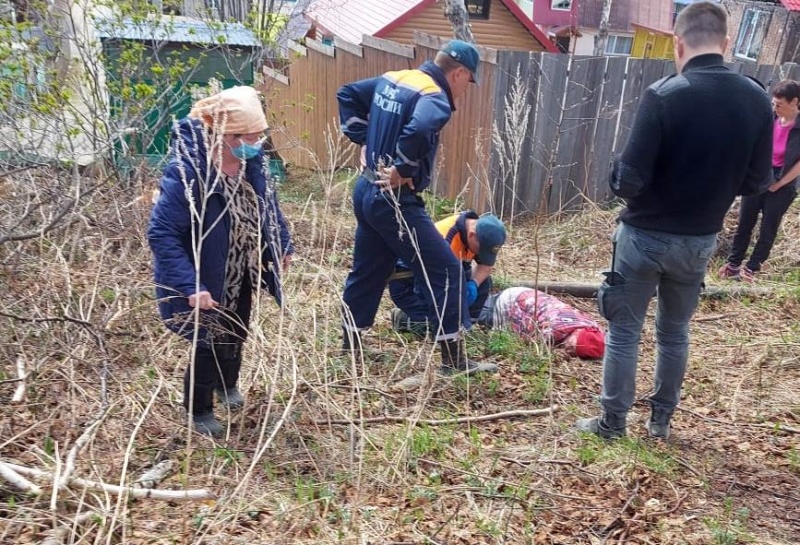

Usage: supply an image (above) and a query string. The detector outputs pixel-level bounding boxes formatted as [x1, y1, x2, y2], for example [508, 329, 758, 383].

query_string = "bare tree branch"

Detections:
[312, 406, 558, 426]
[2, 462, 215, 501]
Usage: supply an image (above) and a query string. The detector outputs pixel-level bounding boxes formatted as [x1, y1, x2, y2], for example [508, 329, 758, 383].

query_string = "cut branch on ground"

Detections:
[312, 406, 558, 426]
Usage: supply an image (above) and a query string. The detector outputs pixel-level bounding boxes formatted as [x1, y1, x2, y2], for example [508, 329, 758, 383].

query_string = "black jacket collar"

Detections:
[681, 53, 726, 73]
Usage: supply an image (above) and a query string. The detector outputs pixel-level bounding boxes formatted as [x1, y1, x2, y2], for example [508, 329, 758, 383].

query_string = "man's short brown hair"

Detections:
[434, 51, 463, 74]
[674, 1, 728, 49]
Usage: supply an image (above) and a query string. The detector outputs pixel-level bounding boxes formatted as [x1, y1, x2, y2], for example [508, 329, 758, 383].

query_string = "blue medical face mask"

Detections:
[230, 140, 262, 160]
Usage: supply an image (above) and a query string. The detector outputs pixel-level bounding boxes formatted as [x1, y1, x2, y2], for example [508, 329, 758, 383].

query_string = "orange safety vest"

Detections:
[435, 212, 478, 262]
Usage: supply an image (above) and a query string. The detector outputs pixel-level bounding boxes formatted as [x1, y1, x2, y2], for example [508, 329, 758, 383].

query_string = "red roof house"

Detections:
[305, 0, 558, 52]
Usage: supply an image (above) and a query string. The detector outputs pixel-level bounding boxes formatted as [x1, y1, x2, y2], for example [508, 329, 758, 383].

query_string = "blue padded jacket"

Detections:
[147, 117, 293, 340]
[337, 61, 455, 192]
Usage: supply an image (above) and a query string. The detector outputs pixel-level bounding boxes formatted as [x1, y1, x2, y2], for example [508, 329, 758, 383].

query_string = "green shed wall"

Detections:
[102, 40, 255, 162]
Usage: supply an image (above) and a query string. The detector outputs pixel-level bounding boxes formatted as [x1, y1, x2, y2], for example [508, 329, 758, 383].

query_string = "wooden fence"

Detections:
[261, 32, 500, 211]
[262, 35, 800, 218]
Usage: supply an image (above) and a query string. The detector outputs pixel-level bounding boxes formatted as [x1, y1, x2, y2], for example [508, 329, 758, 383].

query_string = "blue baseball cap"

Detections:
[441, 40, 480, 84]
[475, 214, 506, 266]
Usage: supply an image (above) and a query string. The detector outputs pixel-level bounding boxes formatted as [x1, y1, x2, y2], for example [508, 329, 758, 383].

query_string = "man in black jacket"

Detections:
[576, 1, 773, 440]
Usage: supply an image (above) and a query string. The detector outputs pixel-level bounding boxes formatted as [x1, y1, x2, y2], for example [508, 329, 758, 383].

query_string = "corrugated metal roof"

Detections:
[305, 0, 424, 45]
[781, 0, 800, 12]
[94, 16, 259, 47]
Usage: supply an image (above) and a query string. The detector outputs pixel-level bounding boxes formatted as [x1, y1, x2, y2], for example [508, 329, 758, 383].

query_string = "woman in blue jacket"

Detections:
[148, 86, 293, 437]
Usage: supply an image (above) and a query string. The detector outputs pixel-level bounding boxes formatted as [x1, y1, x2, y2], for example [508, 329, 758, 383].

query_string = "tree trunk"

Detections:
[593, 0, 613, 56]
[443, 0, 475, 43]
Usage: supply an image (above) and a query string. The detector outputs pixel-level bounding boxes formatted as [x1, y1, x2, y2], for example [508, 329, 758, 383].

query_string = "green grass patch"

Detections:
[522, 371, 551, 404]
[294, 476, 334, 504]
[425, 191, 461, 221]
[213, 447, 243, 467]
[703, 497, 753, 544]
[279, 167, 358, 204]
[409, 424, 454, 459]
[470, 328, 551, 372]
[491, 275, 514, 290]
[575, 435, 679, 476]
[787, 445, 800, 476]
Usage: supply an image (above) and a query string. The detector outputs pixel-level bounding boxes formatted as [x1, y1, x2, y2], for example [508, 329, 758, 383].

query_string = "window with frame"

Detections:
[465, 0, 490, 19]
[551, 0, 571, 10]
[605, 35, 633, 56]
[734, 8, 771, 61]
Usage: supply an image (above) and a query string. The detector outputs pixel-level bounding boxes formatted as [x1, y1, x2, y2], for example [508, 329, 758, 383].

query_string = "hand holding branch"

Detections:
[188, 291, 218, 310]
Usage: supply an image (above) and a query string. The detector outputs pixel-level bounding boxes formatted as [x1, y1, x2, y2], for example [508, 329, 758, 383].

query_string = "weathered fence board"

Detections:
[264, 40, 797, 218]
[756, 63, 778, 87]
[489, 50, 520, 216]
[586, 56, 626, 204]
[787, 63, 800, 80]
[616, 58, 648, 156]
[553, 56, 605, 213]
[490, 50, 540, 218]
[532, 53, 569, 215]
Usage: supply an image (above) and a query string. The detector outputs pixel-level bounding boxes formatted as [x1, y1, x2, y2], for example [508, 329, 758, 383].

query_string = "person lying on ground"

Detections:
[479, 287, 605, 359]
[395, 286, 605, 360]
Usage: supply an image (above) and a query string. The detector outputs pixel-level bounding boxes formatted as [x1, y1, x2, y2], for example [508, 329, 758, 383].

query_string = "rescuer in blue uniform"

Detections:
[337, 40, 496, 376]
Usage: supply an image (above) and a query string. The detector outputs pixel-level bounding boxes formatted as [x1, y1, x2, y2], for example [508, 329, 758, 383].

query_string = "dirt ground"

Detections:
[0, 167, 798, 544]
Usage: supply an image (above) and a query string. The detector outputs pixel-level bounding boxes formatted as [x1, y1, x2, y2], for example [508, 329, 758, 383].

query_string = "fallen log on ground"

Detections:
[515, 281, 774, 300]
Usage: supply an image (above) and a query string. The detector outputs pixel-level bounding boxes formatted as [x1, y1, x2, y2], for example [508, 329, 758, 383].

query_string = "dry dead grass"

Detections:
[0, 166, 798, 544]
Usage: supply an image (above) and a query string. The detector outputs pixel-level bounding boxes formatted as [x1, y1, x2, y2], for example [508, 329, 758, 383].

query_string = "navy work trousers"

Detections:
[389, 263, 491, 326]
[342, 176, 467, 341]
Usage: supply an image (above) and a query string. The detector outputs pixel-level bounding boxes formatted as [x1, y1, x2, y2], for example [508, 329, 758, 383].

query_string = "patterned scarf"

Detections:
[221, 173, 260, 312]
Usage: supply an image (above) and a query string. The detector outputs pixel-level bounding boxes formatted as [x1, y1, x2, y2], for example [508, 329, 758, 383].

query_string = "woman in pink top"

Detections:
[719, 79, 800, 282]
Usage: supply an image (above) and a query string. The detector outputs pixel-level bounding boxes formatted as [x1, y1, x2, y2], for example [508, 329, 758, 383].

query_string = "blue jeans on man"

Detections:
[597, 222, 717, 429]
[342, 175, 468, 341]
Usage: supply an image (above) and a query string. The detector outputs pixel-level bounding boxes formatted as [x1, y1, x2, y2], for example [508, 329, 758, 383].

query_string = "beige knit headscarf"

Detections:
[189, 86, 268, 135]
